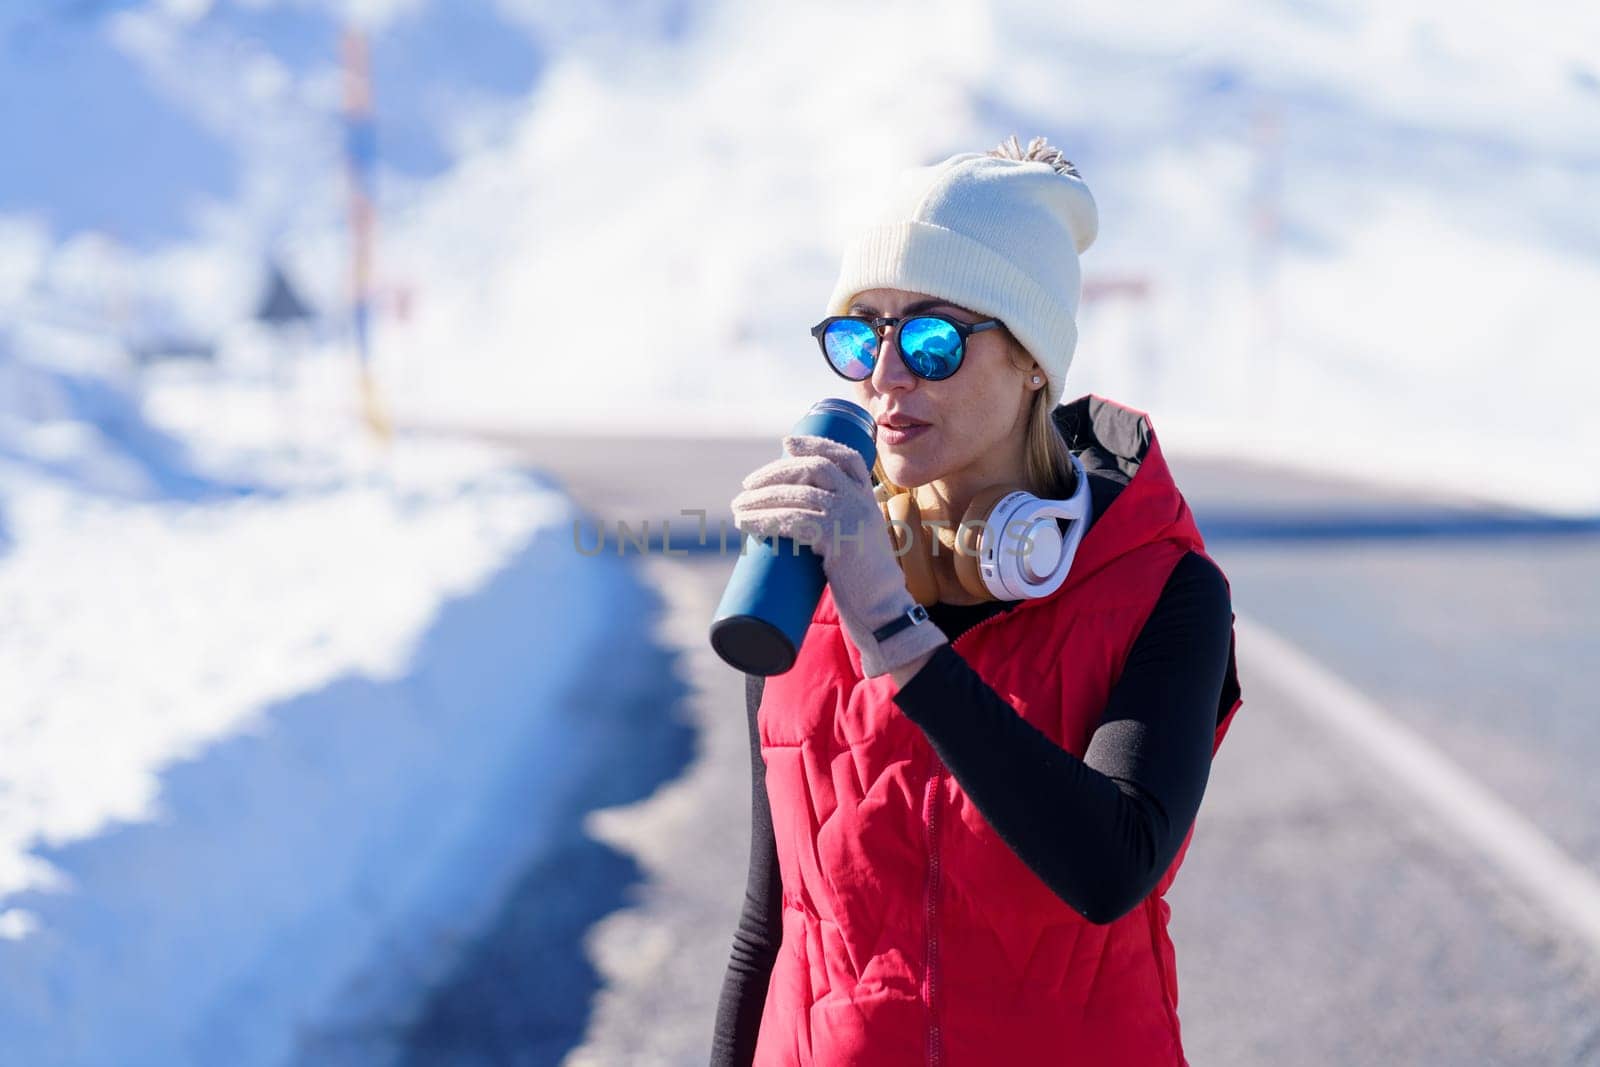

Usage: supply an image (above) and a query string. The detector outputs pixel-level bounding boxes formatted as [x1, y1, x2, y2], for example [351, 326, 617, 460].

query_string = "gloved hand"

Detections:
[730, 433, 950, 678]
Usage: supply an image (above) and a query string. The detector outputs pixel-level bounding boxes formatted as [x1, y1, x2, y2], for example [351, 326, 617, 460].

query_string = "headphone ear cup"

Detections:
[884, 491, 940, 606]
[952, 484, 1015, 602]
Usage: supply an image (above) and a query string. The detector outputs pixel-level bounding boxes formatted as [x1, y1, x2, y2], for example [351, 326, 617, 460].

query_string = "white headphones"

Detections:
[883, 451, 1095, 603]
[959, 450, 1093, 600]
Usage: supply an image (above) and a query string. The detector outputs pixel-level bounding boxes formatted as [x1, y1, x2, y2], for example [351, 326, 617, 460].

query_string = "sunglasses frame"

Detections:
[810, 312, 1006, 383]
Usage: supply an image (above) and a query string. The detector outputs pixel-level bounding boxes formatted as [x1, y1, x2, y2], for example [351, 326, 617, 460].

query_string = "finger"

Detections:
[782, 434, 872, 489]
[769, 451, 870, 503]
[738, 458, 859, 507]
[732, 482, 833, 517]
[731, 509, 830, 549]
[740, 453, 837, 492]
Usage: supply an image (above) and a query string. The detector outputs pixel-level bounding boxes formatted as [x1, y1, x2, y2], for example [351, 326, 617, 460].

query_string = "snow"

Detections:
[0, 330, 644, 1064]
[342, 0, 1600, 510]
[9, 2, 1596, 512]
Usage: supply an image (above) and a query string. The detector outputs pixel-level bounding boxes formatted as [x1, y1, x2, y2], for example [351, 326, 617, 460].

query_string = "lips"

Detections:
[877, 416, 931, 446]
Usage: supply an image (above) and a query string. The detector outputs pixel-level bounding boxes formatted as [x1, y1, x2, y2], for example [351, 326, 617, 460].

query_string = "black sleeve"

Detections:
[892, 551, 1233, 925]
[709, 673, 782, 1066]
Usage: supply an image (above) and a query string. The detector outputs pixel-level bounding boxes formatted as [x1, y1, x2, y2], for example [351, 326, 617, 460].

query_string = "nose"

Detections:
[867, 320, 917, 396]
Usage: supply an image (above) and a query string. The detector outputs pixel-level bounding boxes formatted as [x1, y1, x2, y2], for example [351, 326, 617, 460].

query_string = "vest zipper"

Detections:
[921, 606, 1019, 1065]
[922, 756, 942, 1067]
[948, 603, 1018, 652]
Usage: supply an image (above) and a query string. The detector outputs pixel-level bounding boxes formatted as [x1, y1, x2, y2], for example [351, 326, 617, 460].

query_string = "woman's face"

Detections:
[845, 287, 1041, 490]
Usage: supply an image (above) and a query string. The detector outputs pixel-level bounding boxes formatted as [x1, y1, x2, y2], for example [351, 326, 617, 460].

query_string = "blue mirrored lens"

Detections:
[823, 319, 876, 379]
[899, 317, 963, 379]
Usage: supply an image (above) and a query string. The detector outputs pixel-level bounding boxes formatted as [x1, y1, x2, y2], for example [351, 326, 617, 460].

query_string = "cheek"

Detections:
[966, 367, 1024, 435]
[939, 393, 1010, 461]
[934, 419, 986, 469]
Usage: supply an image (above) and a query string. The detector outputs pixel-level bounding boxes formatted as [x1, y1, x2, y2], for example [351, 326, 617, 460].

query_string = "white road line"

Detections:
[1235, 612, 1600, 964]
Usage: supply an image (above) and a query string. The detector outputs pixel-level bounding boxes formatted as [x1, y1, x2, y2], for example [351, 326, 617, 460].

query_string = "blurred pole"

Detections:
[341, 28, 392, 443]
[1249, 102, 1284, 419]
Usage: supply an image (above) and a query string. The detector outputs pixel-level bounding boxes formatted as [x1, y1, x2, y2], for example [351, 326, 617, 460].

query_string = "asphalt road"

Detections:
[421, 426, 1600, 1066]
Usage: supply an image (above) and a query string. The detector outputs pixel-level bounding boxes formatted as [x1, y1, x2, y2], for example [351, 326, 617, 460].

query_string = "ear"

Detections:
[1014, 352, 1044, 388]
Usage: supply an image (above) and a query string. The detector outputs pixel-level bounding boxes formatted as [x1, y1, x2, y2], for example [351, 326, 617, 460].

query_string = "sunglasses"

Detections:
[811, 312, 1005, 383]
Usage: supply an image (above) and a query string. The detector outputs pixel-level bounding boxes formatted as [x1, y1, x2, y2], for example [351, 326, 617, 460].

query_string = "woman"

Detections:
[712, 136, 1244, 1066]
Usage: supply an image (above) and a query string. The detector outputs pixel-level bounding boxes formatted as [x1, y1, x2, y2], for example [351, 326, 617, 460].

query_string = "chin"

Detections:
[880, 455, 932, 489]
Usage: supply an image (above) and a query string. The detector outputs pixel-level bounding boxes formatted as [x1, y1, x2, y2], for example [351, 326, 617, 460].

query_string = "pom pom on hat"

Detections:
[824, 135, 1098, 409]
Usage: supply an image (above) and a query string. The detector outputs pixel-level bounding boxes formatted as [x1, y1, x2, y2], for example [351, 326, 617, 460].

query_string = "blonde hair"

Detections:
[868, 134, 1083, 504]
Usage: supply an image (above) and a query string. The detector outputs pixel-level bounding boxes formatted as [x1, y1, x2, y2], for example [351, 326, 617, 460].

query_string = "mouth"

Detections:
[876, 414, 932, 445]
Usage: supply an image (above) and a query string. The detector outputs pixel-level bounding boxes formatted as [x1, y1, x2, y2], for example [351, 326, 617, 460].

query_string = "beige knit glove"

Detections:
[731, 434, 950, 677]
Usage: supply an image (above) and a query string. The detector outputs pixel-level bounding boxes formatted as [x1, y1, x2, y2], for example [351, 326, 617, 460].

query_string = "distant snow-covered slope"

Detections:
[6, 0, 1596, 512]
[369, 0, 1600, 510]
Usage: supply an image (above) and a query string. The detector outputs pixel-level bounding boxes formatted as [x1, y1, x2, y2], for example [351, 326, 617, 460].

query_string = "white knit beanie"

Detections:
[823, 140, 1099, 410]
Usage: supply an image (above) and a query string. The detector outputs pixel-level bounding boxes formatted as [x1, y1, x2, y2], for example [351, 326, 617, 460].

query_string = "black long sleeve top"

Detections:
[709, 549, 1237, 1066]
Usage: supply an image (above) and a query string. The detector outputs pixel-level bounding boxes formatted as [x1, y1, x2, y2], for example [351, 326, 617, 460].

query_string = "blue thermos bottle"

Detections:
[709, 398, 878, 676]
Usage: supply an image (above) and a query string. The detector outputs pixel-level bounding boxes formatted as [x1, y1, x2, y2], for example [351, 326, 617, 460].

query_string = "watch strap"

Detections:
[872, 602, 931, 643]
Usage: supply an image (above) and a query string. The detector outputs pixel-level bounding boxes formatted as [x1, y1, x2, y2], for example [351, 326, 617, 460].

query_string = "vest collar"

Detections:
[1049, 392, 1202, 600]
[846, 393, 1203, 627]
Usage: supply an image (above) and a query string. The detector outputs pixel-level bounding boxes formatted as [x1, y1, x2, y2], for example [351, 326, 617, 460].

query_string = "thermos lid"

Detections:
[807, 398, 878, 442]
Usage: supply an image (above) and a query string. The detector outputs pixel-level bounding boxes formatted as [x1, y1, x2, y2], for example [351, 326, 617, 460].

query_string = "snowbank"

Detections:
[0, 341, 645, 1065]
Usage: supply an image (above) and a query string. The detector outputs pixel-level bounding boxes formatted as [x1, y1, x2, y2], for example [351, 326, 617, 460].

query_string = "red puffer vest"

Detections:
[753, 395, 1243, 1066]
